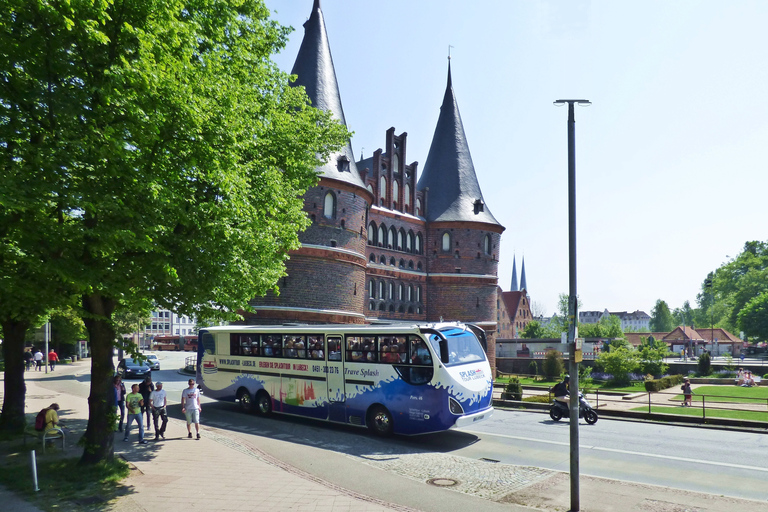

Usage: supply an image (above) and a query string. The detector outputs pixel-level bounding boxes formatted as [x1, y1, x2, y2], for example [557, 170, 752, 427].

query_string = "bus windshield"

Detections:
[426, 327, 486, 367]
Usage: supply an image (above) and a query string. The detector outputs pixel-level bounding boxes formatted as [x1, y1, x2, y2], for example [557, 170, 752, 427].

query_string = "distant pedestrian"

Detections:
[124, 384, 148, 444]
[138, 374, 154, 430]
[23, 349, 33, 371]
[681, 378, 693, 406]
[181, 378, 201, 439]
[48, 349, 59, 371]
[33, 349, 43, 371]
[149, 382, 168, 440]
[113, 375, 126, 432]
[740, 352, 745, 363]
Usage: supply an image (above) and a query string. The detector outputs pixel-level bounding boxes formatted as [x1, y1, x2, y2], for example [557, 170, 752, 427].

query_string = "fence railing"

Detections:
[184, 355, 196, 374]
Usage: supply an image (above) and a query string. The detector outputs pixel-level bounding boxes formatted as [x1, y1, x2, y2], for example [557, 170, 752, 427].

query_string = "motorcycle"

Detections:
[549, 392, 598, 424]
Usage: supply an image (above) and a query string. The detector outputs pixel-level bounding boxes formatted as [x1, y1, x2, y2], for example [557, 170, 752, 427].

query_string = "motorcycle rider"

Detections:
[552, 375, 570, 406]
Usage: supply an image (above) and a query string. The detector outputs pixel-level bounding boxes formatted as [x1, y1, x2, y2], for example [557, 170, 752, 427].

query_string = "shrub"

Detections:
[542, 350, 564, 380]
[523, 394, 552, 403]
[596, 346, 639, 386]
[503, 378, 522, 401]
[698, 352, 712, 376]
[644, 374, 684, 392]
[528, 360, 539, 377]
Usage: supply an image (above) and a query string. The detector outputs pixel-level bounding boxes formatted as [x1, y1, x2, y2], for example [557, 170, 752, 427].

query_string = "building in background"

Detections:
[580, 309, 651, 331]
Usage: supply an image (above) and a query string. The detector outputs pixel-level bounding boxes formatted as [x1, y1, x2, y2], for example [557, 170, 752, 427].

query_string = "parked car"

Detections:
[144, 353, 160, 371]
[117, 358, 151, 379]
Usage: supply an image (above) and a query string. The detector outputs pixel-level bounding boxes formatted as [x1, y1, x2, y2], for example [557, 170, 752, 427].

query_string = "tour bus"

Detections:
[196, 322, 494, 436]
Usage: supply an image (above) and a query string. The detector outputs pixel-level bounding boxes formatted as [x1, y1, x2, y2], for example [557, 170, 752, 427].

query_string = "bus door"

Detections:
[326, 336, 345, 422]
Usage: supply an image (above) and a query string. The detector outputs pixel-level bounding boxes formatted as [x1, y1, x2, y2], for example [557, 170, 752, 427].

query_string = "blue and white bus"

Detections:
[196, 322, 493, 435]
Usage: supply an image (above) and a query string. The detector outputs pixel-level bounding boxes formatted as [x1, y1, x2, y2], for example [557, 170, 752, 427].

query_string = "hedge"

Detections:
[644, 374, 685, 392]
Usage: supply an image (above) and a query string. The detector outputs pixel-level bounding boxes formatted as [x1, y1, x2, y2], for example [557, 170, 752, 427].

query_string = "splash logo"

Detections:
[458, 368, 484, 382]
[202, 359, 218, 375]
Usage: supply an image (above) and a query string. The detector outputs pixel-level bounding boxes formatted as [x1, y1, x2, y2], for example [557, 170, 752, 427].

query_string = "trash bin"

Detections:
[71, 356, 76, 363]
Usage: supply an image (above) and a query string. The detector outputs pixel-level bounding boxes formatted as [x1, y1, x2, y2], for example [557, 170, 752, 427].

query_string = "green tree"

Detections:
[595, 344, 639, 385]
[698, 351, 712, 376]
[542, 350, 564, 380]
[50, 307, 88, 356]
[580, 314, 624, 339]
[737, 292, 768, 341]
[649, 299, 676, 332]
[636, 336, 669, 377]
[1, 1, 347, 462]
[672, 300, 695, 328]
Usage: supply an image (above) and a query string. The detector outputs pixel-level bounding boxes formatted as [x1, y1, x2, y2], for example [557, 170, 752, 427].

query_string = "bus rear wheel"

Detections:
[256, 391, 272, 415]
[367, 405, 394, 437]
[237, 388, 253, 414]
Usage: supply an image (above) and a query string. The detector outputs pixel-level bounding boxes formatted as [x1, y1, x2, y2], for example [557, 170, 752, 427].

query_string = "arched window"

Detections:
[378, 224, 386, 247]
[369, 253, 375, 263]
[398, 305, 404, 313]
[380, 255, 386, 264]
[378, 281, 385, 299]
[367, 184, 374, 195]
[388, 282, 394, 299]
[408, 260, 414, 269]
[392, 153, 399, 172]
[404, 184, 411, 210]
[368, 280, 375, 298]
[367, 222, 376, 245]
[406, 231, 413, 252]
[484, 234, 491, 255]
[408, 306, 414, 314]
[399, 259, 405, 268]
[390, 257, 396, 266]
[398, 283, 404, 300]
[392, 181, 399, 205]
[416, 198, 422, 216]
[415, 233, 422, 254]
[379, 176, 387, 201]
[389, 304, 395, 312]
[369, 302, 375, 311]
[397, 230, 404, 251]
[389, 227, 396, 248]
[417, 262, 423, 271]
[416, 286, 422, 303]
[323, 192, 335, 219]
[408, 285, 413, 301]
[442, 232, 451, 251]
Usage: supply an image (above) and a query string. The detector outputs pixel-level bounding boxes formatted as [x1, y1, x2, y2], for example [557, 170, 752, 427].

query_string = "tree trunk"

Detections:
[79, 292, 117, 465]
[0, 319, 30, 432]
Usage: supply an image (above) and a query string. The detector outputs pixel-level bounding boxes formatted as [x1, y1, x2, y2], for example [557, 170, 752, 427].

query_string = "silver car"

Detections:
[144, 353, 160, 371]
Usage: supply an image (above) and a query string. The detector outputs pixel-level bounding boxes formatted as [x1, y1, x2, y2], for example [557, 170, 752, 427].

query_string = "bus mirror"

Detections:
[439, 339, 449, 364]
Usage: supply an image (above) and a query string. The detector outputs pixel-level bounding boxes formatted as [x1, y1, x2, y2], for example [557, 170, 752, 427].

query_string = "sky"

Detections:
[263, 0, 768, 318]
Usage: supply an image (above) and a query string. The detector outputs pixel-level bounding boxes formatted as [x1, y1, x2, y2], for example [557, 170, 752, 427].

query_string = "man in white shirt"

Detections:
[149, 381, 168, 440]
[33, 350, 44, 371]
[181, 378, 201, 439]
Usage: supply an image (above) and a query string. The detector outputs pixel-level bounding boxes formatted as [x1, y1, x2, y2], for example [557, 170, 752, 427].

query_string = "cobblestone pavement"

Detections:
[351, 452, 553, 501]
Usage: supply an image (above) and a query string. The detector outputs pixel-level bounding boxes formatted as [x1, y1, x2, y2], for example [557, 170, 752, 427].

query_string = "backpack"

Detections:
[34, 408, 49, 431]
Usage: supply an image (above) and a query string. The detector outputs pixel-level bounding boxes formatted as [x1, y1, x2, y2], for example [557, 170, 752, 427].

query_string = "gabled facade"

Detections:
[497, 288, 533, 339]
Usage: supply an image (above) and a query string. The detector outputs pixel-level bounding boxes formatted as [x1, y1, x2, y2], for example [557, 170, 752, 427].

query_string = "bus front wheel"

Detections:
[237, 388, 253, 414]
[256, 391, 272, 415]
[367, 405, 394, 437]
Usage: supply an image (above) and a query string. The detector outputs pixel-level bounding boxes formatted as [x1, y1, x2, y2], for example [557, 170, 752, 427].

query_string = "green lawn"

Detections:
[631, 405, 768, 422]
[495, 376, 644, 393]
[672, 385, 768, 404]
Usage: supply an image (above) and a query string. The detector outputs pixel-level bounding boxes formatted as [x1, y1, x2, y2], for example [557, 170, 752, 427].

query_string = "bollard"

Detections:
[31, 450, 40, 492]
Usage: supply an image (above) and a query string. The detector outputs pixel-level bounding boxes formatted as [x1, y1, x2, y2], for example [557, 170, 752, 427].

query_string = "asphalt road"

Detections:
[72, 351, 768, 503]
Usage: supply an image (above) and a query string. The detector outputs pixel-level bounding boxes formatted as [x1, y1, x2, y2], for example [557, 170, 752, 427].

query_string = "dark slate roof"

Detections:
[510, 256, 518, 291]
[520, 257, 528, 291]
[416, 63, 502, 227]
[290, 0, 366, 189]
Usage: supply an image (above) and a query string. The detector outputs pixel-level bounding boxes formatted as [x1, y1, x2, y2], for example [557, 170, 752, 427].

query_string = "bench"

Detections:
[23, 425, 66, 453]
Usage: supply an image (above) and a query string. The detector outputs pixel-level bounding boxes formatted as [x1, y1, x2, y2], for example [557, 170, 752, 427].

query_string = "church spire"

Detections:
[520, 256, 528, 292]
[416, 62, 502, 226]
[510, 255, 519, 291]
[290, 0, 365, 189]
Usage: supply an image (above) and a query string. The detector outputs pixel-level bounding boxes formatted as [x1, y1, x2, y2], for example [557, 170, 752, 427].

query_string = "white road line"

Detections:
[463, 429, 768, 473]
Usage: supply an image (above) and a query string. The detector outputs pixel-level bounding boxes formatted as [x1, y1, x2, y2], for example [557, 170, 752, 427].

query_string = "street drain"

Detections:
[479, 457, 500, 463]
[427, 478, 459, 487]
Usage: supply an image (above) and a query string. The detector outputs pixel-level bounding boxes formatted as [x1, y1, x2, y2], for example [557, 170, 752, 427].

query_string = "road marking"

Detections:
[463, 429, 768, 473]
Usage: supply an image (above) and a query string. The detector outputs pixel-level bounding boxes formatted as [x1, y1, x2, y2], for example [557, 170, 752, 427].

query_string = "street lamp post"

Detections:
[554, 98, 591, 512]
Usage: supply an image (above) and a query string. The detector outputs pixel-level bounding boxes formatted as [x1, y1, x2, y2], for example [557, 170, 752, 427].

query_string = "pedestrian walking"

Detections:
[138, 374, 154, 430]
[23, 349, 33, 371]
[681, 378, 693, 407]
[181, 378, 201, 439]
[48, 349, 59, 371]
[149, 381, 168, 440]
[124, 384, 148, 444]
[33, 349, 43, 371]
[113, 375, 127, 432]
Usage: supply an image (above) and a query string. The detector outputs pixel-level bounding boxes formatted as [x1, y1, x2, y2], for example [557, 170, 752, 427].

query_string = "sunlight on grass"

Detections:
[631, 405, 768, 422]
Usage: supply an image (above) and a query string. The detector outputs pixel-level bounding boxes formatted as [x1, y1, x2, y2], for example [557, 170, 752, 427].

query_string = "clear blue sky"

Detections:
[264, 1, 768, 318]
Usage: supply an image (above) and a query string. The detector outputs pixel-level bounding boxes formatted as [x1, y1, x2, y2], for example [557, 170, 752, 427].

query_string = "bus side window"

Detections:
[410, 336, 432, 365]
[328, 339, 341, 361]
[347, 336, 365, 362]
[262, 334, 280, 357]
[230, 333, 239, 356]
[309, 335, 324, 360]
[363, 336, 377, 362]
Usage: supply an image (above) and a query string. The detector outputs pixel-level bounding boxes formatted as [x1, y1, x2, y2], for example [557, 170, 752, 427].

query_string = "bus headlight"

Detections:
[449, 397, 464, 415]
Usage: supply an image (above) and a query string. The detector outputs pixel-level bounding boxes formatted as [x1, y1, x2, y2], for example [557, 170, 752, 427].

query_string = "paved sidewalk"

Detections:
[3, 362, 768, 512]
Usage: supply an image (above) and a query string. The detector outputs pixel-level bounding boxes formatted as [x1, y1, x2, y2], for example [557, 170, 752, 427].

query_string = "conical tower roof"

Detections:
[290, 0, 365, 189]
[417, 63, 501, 226]
[510, 255, 519, 291]
[520, 257, 528, 291]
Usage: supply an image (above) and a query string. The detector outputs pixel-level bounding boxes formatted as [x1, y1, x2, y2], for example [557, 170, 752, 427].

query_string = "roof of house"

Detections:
[500, 291, 525, 320]
[416, 63, 502, 228]
[290, 0, 366, 190]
